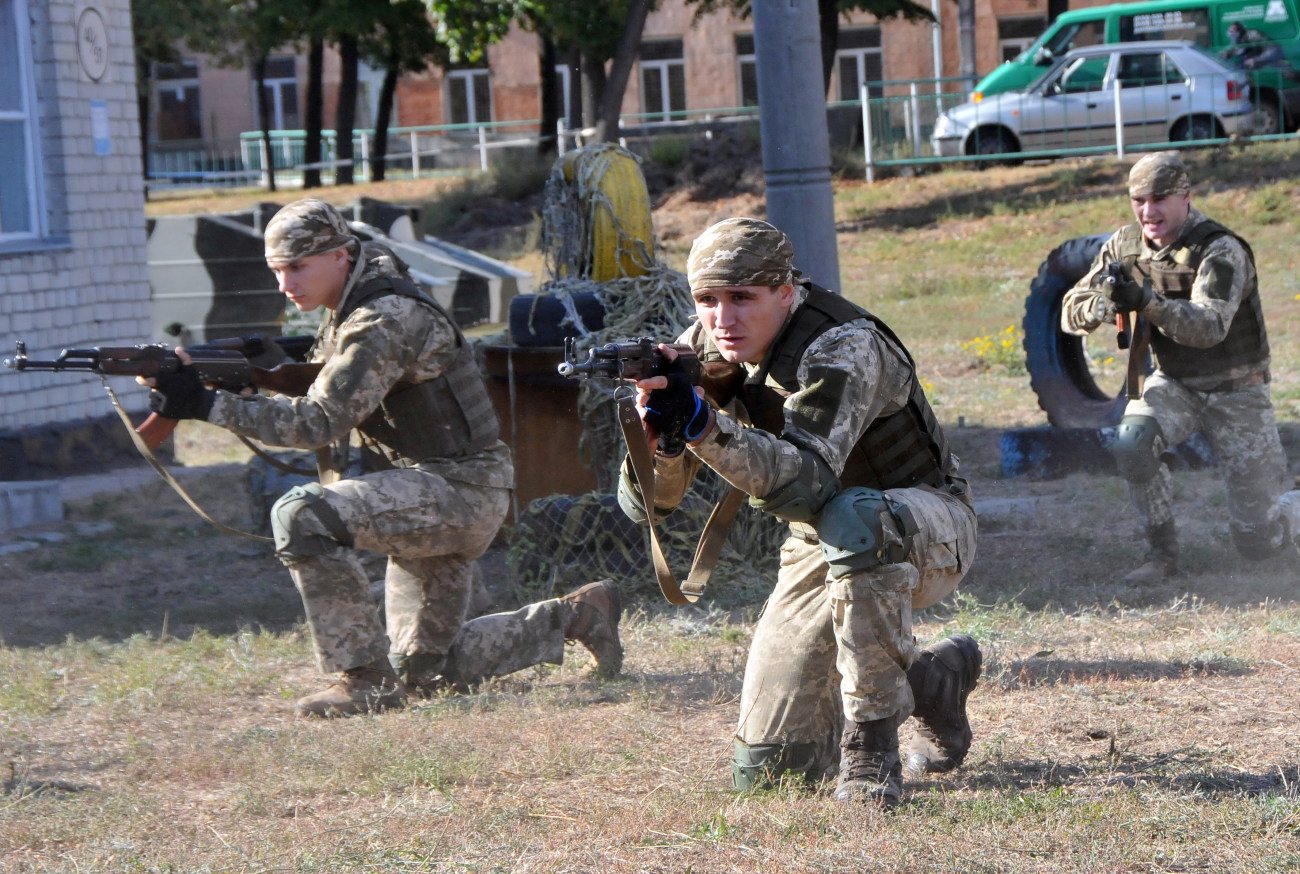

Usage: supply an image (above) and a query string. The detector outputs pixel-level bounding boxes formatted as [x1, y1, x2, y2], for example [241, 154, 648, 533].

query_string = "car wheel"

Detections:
[1253, 94, 1282, 135]
[1023, 234, 1134, 429]
[1172, 115, 1219, 142]
[967, 128, 1020, 166]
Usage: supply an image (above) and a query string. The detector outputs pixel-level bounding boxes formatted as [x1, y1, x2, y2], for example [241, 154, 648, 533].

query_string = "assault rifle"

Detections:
[4, 334, 321, 450]
[1104, 262, 1152, 400]
[557, 337, 745, 396]
[558, 336, 747, 457]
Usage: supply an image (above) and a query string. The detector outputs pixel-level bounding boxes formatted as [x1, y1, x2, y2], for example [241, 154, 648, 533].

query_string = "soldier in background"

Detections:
[618, 217, 982, 808]
[145, 198, 622, 716]
[1062, 152, 1300, 583]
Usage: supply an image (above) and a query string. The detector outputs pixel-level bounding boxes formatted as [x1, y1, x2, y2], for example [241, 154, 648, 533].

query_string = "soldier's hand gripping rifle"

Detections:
[1104, 262, 1152, 400]
[4, 335, 321, 449]
[558, 336, 747, 606]
[558, 337, 745, 454]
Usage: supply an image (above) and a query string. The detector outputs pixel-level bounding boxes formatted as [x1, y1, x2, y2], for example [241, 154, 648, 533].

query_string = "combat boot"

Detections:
[905, 633, 983, 775]
[1123, 520, 1179, 585]
[295, 659, 407, 718]
[558, 579, 624, 678]
[833, 716, 904, 808]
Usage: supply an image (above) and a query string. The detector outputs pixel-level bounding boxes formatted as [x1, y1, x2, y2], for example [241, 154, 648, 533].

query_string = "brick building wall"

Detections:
[0, 0, 151, 463]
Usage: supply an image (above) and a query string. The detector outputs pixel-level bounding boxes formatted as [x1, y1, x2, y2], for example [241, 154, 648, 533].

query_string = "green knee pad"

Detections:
[731, 738, 820, 791]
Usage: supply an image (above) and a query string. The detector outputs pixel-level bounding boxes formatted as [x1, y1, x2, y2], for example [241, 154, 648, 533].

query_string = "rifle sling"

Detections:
[1126, 313, 1151, 400]
[104, 383, 273, 543]
[617, 392, 747, 605]
[237, 436, 318, 477]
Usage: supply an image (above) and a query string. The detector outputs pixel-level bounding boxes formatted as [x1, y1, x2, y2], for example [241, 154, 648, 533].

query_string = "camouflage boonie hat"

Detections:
[686, 217, 796, 289]
[1128, 152, 1191, 199]
[264, 198, 357, 263]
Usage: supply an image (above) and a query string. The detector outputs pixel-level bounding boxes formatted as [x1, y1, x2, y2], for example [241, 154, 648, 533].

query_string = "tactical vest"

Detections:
[337, 275, 500, 466]
[704, 284, 952, 491]
[1117, 219, 1268, 379]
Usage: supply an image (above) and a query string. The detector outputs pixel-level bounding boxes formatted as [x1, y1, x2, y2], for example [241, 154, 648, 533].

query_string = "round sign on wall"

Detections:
[77, 6, 109, 82]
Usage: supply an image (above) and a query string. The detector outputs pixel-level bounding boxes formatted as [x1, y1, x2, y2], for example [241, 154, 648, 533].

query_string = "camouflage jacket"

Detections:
[648, 287, 929, 540]
[207, 242, 512, 488]
[1061, 207, 1264, 389]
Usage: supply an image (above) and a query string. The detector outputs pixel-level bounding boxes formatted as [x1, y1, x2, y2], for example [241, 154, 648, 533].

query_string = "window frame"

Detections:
[446, 68, 492, 126]
[0, 0, 47, 247]
[639, 38, 687, 121]
[835, 27, 884, 101]
[735, 33, 758, 107]
[253, 56, 302, 131]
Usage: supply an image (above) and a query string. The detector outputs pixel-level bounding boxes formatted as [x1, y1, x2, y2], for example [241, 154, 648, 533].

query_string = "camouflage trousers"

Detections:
[735, 480, 978, 777]
[1126, 374, 1300, 552]
[279, 467, 570, 682]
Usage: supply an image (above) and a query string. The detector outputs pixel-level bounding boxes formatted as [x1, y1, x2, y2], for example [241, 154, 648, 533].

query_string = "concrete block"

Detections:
[0, 481, 63, 531]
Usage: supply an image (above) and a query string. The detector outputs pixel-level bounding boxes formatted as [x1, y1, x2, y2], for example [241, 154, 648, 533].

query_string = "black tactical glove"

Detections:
[1107, 272, 1152, 312]
[643, 372, 710, 456]
[148, 365, 216, 420]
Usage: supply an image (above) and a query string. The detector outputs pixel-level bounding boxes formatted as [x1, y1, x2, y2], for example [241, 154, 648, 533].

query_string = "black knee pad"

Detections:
[1110, 415, 1164, 483]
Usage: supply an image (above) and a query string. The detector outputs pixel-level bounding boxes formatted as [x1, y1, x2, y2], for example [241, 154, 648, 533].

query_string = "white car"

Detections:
[931, 41, 1254, 159]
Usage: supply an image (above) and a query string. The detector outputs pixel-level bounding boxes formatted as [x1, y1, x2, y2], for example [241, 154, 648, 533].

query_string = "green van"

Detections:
[973, 0, 1300, 132]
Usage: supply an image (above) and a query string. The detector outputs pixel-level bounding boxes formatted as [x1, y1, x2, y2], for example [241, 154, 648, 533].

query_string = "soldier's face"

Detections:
[1130, 193, 1190, 248]
[268, 247, 350, 312]
[692, 283, 796, 363]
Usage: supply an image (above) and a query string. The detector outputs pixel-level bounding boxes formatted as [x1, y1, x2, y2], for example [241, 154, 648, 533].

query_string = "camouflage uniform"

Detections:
[207, 199, 599, 688]
[620, 220, 978, 785]
[1061, 153, 1300, 567]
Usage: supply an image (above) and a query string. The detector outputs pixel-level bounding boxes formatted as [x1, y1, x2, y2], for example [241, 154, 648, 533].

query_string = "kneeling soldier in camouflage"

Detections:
[1062, 152, 1300, 583]
[144, 198, 622, 716]
[619, 218, 982, 807]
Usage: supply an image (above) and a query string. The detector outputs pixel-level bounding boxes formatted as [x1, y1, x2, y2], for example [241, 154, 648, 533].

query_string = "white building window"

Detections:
[735, 34, 758, 107]
[640, 38, 686, 120]
[0, 0, 43, 241]
[836, 27, 883, 101]
[447, 69, 491, 126]
[255, 56, 301, 131]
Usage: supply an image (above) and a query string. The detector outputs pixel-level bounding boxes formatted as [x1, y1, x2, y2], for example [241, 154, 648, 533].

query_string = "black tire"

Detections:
[1253, 90, 1283, 135]
[1172, 115, 1219, 142]
[967, 127, 1020, 167]
[1022, 234, 1131, 429]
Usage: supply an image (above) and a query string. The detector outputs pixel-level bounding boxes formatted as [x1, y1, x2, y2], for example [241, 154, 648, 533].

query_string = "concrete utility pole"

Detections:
[958, 0, 978, 92]
[751, 0, 842, 293]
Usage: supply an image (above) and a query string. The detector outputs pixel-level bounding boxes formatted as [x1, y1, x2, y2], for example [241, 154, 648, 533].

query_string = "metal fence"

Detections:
[145, 75, 1298, 190]
[858, 74, 1296, 180]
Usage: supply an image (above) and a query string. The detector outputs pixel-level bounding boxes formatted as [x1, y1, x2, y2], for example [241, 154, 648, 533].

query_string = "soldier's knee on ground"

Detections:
[818, 487, 917, 576]
[731, 738, 822, 791]
[1111, 415, 1164, 483]
[270, 483, 354, 564]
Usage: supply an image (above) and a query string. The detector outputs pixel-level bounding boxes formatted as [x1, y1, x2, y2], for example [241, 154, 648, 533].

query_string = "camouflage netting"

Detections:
[499, 144, 786, 607]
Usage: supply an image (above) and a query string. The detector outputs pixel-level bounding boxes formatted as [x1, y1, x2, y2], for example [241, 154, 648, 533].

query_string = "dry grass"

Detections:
[5, 141, 1300, 872]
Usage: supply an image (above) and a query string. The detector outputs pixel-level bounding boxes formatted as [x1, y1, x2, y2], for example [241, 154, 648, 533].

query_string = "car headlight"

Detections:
[933, 115, 956, 138]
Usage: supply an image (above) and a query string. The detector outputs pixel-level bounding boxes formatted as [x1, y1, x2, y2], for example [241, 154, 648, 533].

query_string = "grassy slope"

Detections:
[4, 143, 1300, 872]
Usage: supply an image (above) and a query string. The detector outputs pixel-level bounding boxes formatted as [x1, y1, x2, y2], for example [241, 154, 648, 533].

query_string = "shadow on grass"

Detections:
[995, 655, 1253, 688]
[956, 751, 1298, 799]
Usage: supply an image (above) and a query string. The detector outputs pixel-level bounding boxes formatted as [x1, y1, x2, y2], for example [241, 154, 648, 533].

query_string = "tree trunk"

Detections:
[253, 54, 278, 193]
[567, 49, 583, 133]
[371, 63, 398, 182]
[596, 0, 652, 142]
[819, 0, 839, 97]
[335, 33, 358, 186]
[580, 51, 604, 140]
[537, 35, 558, 156]
[304, 36, 324, 190]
